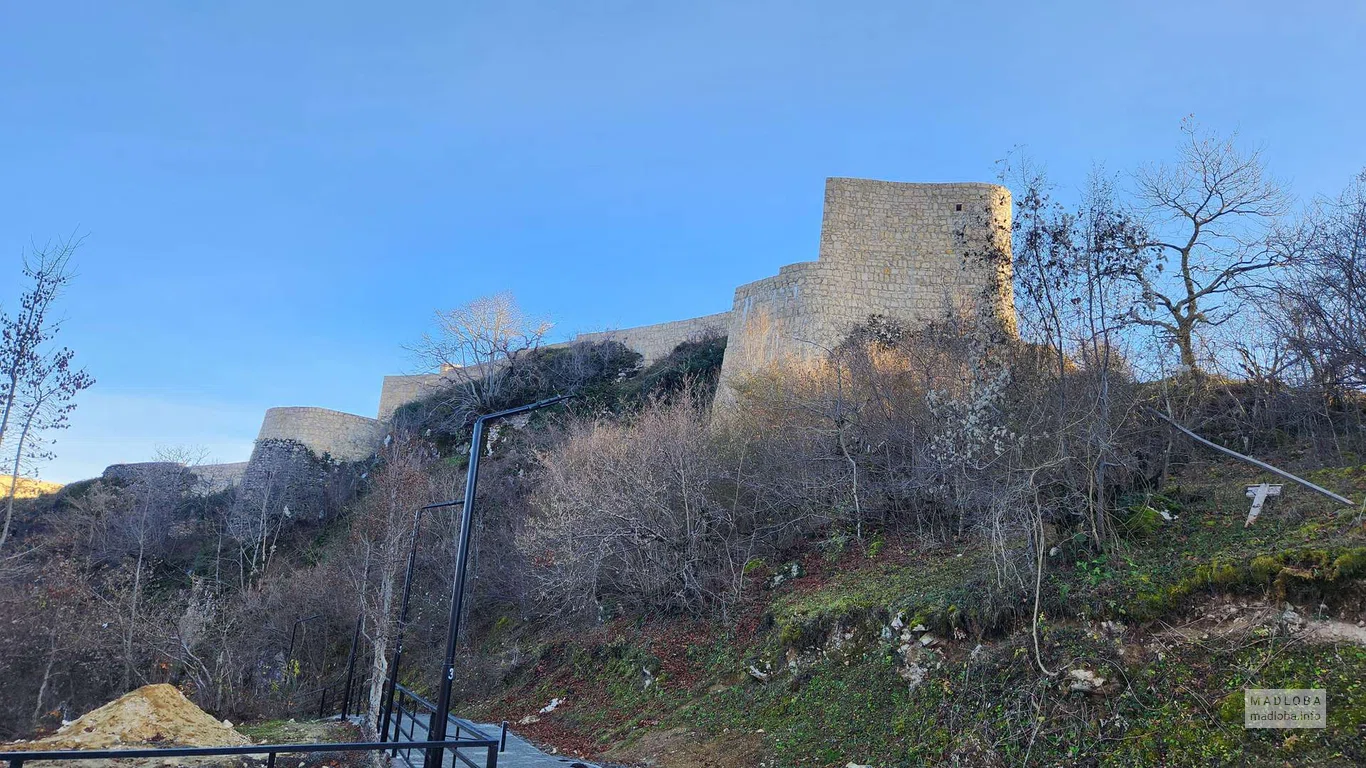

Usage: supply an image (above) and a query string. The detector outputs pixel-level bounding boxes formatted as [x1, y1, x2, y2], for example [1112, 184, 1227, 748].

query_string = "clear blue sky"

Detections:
[2, 1, 1361, 482]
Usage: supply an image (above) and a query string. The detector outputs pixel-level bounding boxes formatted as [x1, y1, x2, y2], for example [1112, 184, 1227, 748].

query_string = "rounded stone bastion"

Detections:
[255, 407, 386, 462]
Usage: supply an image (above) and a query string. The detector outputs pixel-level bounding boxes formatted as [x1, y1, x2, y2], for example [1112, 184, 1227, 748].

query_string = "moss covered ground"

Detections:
[458, 457, 1366, 767]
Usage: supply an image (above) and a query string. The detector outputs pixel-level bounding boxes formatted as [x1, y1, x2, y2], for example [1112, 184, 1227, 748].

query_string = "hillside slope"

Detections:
[453, 457, 1366, 767]
[1, 476, 62, 499]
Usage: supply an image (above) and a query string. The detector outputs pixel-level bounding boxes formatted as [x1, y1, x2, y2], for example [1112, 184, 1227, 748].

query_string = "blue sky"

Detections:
[1, 1, 1362, 482]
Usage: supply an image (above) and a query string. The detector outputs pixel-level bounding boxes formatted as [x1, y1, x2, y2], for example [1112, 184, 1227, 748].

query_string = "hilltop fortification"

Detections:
[102, 177, 1014, 483]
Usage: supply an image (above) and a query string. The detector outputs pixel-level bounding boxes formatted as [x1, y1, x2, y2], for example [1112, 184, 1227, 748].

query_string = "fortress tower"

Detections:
[718, 178, 1014, 391]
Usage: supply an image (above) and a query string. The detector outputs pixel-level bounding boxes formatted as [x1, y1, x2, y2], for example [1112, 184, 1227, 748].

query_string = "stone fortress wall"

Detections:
[255, 407, 386, 462]
[718, 179, 1013, 390]
[98, 177, 1014, 485]
[101, 461, 249, 495]
[375, 312, 733, 421]
[573, 312, 733, 364]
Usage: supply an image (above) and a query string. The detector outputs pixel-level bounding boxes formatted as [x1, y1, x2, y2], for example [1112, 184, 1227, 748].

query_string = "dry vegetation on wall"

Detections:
[3, 125, 1366, 767]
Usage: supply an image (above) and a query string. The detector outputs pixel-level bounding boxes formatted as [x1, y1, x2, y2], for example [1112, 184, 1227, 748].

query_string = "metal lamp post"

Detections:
[426, 395, 571, 768]
[378, 499, 464, 741]
[285, 614, 323, 670]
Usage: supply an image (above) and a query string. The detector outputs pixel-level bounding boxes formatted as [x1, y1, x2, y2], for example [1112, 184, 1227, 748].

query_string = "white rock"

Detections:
[1067, 668, 1106, 692]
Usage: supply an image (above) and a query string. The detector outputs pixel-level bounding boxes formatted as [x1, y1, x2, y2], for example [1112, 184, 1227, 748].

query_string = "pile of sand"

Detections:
[14, 684, 250, 751]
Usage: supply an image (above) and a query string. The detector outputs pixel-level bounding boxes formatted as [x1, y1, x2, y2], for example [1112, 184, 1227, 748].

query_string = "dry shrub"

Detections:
[522, 388, 734, 618]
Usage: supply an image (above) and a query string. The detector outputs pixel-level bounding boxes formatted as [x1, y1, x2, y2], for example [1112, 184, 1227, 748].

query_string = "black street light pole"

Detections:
[378, 499, 464, 741]
[426, 395, 571, 768]
[286, 614, 323, 671]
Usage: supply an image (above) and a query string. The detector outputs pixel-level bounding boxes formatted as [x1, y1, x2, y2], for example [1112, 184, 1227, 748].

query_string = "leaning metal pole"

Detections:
[426, 395, 571, 768]
[379, 499, 463, 741]
[1146, 407, 1356, 507]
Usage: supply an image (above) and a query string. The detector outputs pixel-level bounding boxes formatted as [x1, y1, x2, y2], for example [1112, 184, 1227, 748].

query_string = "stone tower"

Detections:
[717, 178, 1013, 393]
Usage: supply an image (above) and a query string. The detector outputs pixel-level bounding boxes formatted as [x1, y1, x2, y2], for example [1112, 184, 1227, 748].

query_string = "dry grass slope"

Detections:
[2, 475, 63, 499]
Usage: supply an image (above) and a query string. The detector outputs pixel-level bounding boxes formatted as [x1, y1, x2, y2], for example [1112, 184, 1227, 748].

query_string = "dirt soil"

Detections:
[3, 684, 260, 767]
[604, 726, 766, 768]
[12, 684, 252, 751]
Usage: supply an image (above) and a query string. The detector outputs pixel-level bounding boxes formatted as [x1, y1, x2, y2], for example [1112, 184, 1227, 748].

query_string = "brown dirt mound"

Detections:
[14, 684, 250, 751]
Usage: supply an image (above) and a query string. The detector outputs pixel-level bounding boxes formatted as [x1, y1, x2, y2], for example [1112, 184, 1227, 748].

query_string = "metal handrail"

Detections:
[0, 738, 498, 768]
[393, 683, 494, 740]
[389, 684, 496, 768]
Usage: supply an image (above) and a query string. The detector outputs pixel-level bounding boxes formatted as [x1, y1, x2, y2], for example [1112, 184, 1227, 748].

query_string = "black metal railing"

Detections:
[312, 672, 371, 721]
[0, 737, 498, 768]
[386, 683, 506, 768]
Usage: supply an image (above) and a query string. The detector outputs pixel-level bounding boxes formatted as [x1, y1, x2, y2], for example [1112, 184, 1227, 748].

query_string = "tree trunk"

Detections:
[123, 542, 145, 691]
[32, 636, 57, 730]
[0, 414, 36, 554]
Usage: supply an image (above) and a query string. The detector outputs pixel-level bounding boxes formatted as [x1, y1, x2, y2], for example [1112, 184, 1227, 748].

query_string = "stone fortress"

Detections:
[105, 178, 1014, 487]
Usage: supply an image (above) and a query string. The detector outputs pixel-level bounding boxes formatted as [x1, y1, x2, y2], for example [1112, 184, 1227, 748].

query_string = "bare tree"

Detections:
[0, 239, 94, 555]
[1126, 120, 1293, 371]
[407, 292, 552, 425]
[1277, 169, 1366, 388]
[342, 436, 445, 720]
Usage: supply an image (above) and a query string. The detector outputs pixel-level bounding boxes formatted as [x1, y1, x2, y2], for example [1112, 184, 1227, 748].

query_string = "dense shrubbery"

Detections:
[392, 334, 727, 448]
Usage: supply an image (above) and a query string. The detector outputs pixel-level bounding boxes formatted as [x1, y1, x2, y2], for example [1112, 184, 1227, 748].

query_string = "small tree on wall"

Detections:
[408, 292, 552, 426]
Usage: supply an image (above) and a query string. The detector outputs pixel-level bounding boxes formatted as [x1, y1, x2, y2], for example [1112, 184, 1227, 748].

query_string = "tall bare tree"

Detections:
[1277, 169, 1366, 388]
[1126, 120, 1292, 371]
[0, 239, 94, 555]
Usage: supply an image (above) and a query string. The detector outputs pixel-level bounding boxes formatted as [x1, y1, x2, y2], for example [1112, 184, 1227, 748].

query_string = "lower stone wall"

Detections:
[195, 462, 249, 494]
[376, 313, 732, 420]
[255, 407, 385, 462]
[377, 373, 454, 422]
[100, 461, 247, 495]
[574, 312, 731, 365]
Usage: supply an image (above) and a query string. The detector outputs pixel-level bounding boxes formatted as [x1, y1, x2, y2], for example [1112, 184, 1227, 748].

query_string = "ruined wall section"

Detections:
[373, 178, 1014, 420]
[720, 179, 1013, 392]
[255, 407, 385, 462]
[376, 313, 732, 420]
[377, 374, 452, 422]
[573, 312, 731, 365]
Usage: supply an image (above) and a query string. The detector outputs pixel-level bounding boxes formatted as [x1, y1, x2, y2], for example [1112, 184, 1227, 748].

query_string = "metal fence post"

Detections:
[428, 395, 571, 768]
